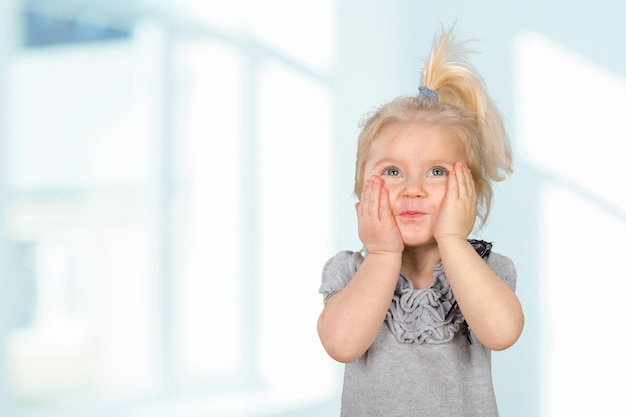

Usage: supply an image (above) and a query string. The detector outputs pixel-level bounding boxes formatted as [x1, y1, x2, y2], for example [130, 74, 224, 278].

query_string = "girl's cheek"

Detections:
[383, 182, 401, 203]
[434, 184, 448, 205]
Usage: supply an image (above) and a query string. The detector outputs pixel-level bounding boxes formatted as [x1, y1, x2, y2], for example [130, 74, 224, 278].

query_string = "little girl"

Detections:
[317, 25, 524, 416]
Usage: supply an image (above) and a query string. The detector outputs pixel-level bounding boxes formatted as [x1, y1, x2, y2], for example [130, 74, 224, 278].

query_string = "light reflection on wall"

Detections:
[515, 32, 626, 416]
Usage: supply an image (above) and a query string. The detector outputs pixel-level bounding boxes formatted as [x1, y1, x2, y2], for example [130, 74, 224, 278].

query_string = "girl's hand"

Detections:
[355, 175, 404, 254]
[434, 162, 477, 242]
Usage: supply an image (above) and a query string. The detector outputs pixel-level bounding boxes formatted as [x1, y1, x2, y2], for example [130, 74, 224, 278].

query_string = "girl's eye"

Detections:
[428, 166, 448, 177]
[382, 166, 401, 176]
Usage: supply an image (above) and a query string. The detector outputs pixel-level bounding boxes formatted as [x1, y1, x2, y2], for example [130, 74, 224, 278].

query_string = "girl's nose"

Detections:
[402, 176, 427, 198]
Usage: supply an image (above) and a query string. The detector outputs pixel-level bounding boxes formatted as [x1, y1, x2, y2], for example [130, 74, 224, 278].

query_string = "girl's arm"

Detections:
[317, 252, 401, 363]
[317, 176, 404, 363]
[435, 163, 524, 350]
[438, 237, 524, 350]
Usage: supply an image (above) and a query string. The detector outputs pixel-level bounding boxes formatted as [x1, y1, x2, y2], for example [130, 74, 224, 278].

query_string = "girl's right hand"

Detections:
[355, 175, 404, 255]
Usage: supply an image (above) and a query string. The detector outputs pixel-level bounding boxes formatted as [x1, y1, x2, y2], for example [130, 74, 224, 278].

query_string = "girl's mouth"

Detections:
[399, 210, 425, 218]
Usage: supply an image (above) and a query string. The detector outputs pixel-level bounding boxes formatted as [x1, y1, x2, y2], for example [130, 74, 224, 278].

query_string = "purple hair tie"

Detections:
[418, 85, 438, 101]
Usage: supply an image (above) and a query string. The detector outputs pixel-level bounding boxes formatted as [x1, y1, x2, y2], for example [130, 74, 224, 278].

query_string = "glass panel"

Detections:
[2, 0, 339, 414]
[171, 38, 244, 381]
[257, 61, 336, 400]
[5, 23, 160, 405]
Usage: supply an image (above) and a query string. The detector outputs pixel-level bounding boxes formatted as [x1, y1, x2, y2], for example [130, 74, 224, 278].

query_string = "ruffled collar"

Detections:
[385, 240, 492, 344]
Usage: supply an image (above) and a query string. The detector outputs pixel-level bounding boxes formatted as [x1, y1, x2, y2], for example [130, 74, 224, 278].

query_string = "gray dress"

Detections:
[319, 240, 517, 417]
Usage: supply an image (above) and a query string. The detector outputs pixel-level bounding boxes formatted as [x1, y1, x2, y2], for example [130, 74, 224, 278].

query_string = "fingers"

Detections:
[378, 186, 393, 221]
[357, 175, 396, 227]
[435, 163, 478, 241]
[449, 162, 476, 201]
[366, 177, 381, 216]
[357, 175, 404, 254]
[359, 175, 382, 217]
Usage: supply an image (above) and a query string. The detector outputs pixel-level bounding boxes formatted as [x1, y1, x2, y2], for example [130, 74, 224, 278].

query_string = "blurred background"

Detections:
[1, 0, 625, 416]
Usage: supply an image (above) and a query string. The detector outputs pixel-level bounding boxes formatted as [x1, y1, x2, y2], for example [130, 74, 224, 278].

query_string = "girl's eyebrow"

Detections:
[428, 159, 457, 166]
[373, 158, 457, 167]
[372, 158, 401, 166]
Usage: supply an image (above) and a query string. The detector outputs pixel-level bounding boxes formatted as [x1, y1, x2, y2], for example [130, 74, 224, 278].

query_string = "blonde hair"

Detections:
[353, 24, 512, 229]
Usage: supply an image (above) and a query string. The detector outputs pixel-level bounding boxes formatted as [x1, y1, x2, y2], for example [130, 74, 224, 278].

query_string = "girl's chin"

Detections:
[400, 232, 436, 247]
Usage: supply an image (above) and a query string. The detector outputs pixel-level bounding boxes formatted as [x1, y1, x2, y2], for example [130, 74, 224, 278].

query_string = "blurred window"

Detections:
[22, 8, 132, 47]
[3, 1, 337, 415]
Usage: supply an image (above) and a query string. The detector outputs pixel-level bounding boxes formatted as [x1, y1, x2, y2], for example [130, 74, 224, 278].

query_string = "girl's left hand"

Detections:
[433, 162, 477, 241]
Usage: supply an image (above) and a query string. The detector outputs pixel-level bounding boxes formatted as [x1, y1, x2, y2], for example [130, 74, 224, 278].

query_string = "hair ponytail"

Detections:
[421, 23, 513, 182]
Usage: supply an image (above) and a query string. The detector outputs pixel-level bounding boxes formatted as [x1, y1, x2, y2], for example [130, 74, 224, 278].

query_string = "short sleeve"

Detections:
[318, 250, 365, 305]
[486, 252, 517, 292]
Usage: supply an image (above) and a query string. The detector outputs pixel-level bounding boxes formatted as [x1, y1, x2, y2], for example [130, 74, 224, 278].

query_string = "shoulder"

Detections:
[322, 250, 365, 276]
[318, 250, 365, 304]
[486, 251, 517, 291]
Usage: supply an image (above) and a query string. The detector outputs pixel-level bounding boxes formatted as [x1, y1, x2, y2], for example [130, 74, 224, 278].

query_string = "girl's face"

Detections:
[362, 122, 468, 247]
